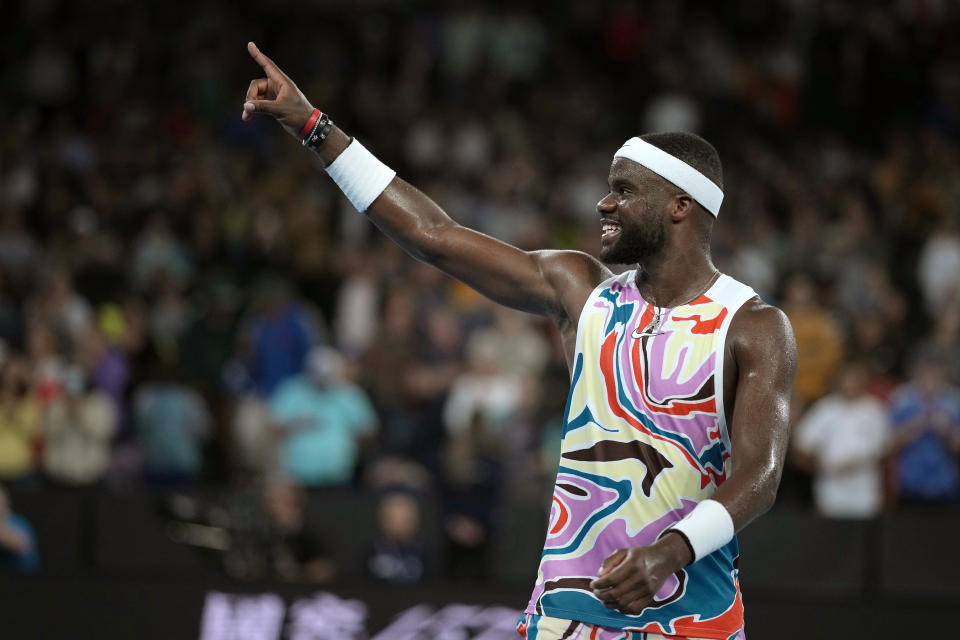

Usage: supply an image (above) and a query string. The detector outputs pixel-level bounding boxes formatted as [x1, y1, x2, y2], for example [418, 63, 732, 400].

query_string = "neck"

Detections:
[634, 246, 717, 308]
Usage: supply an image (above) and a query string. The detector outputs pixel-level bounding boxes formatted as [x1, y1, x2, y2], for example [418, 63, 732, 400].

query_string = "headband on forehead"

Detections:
[614, 137, 723, 217]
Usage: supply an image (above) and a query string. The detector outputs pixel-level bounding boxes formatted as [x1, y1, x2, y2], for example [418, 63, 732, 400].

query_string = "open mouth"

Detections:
[601, 220, 621, 242]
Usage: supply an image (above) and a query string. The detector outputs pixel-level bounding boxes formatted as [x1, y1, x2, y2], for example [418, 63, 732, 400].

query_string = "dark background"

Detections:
[3, 488, 960, 638]
[2, 0, 960, 638]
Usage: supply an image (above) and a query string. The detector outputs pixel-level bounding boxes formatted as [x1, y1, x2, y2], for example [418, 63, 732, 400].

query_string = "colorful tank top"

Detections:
[525, 270, 757, 640]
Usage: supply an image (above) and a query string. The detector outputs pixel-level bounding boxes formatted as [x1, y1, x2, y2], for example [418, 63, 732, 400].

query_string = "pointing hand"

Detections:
[242, 42, 315, 139]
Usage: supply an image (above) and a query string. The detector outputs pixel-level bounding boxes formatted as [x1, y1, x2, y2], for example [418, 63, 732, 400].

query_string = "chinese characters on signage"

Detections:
[200, 591, 521, 640]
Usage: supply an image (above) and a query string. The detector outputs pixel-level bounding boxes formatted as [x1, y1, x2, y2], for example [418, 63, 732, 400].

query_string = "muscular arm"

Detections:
[712, 299, 797, 529]
[241, 42, 609, 320]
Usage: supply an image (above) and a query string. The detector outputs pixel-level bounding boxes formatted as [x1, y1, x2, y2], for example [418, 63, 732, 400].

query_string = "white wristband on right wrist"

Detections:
[661, 498, 735, 563]
[324, 138, 397, 213]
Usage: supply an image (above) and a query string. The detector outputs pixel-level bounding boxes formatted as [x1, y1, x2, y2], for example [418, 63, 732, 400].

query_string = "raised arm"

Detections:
[241, 42, 608, 320]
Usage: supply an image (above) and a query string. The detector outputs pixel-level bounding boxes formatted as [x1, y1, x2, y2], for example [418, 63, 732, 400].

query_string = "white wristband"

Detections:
[661, 499, 735, 563]
[324, 138, 397, 213]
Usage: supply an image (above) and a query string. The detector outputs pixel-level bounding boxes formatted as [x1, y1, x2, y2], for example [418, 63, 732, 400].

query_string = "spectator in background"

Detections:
[0, 209, 39, 286]
[836, 261, 908, 383]
[178, 277, 242, 390]
[133, 362, 213, 486]
[443, 334, 525, 440]
[444, 318, 546, 493]
[363, 287, 422, 461]
[0, 357, 40, 486]
[846, 314, 902, 399]
[793, 362, 891, 518]
[75, 327, 129, 432]
[177, 278, 243, 480]
[366, 488, 426, 585]
[783, 273, 843, 412]
[42, 366, 116, 486]
[442, 410, 500, 582]
[365, 296, 462, 474]
[232, 394, 274, 477]
[916, 217, 960, 317]
[0, 0, 959, 529]
[26, 320, 66, 406]
[29, 267, 92, 343]
[332, 248, 381, 359]
[404, 307, 465, 466]
[464, 305, 550, 379]
[149, 280, 190, 346]
[0, 485, 38, 573]
[268, 346, 377, 487]
[241, 277, 319, 396]
[261, 478, 334, 583]
[131, 213, 193, 294]
[200, 478, 335, 583]
[890, 353, 960, 505]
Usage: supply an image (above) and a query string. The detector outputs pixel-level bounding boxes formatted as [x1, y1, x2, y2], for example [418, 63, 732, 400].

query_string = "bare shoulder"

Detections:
[530, 250, 613, 322]
[728, 297, 798, 372]
[532, 250, 612, 285]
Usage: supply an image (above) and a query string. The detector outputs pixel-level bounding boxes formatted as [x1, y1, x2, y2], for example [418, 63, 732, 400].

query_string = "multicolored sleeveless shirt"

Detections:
[525, 270, 757, 640]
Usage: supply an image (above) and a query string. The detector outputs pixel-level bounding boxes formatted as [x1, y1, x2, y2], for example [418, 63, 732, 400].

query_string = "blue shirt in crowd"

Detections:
[250, 306, 316, 395]
[890, 384, 960, 501]
[0, 513, 39, 573]
[269, 377, 377, 486]
[134, 384, 210, 481]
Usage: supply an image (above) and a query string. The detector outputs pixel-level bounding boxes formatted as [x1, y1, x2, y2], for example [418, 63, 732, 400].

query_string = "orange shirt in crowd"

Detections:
[786, 307, 844, 407]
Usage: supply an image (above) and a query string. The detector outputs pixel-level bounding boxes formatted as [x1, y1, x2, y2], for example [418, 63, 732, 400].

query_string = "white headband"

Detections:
[614, 137, 723, 217]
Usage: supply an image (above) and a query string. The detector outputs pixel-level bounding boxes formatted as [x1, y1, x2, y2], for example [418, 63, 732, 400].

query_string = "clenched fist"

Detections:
[589, 532, 692, 615]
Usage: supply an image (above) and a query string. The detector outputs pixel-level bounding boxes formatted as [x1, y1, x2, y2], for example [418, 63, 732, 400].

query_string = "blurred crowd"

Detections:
[2, 0, 960, 579]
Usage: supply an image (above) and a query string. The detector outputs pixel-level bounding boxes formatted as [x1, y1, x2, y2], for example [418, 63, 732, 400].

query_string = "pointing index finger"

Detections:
[247, 41, 285, 81]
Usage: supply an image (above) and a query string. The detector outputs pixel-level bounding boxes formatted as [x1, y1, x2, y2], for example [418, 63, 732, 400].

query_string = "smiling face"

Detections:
[597, 157, 671, 265]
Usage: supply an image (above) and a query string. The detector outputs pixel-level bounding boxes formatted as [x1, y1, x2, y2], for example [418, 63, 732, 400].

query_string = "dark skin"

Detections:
[242, 41, 798, 616]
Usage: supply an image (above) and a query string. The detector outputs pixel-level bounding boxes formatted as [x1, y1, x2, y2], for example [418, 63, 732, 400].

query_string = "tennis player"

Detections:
[242, 41, 796, 640]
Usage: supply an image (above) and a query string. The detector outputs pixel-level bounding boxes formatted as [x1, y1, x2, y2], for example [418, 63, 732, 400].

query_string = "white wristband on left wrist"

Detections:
[660, 499, 735, 563]
[324, 138, 397, 213]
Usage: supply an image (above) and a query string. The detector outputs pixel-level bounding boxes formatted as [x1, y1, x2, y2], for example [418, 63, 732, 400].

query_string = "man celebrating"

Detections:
[242, 41, 796, 640]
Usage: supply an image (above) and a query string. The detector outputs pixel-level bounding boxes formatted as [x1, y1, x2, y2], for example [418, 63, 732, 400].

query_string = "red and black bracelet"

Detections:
[298, 108, 321, 141]
[303, 112, 333, 150]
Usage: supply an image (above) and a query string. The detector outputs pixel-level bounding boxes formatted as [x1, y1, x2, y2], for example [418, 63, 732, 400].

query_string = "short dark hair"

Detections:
[640, 132, 723, 190]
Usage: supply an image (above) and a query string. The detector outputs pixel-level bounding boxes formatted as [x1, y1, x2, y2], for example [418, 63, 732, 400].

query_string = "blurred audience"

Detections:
[889, 354, 960, 505]
[260, 479, 335, 583]
[242, 278, 320, 397]
[165, 479, 335, 583]
[267, 346, 377, 486]
[443, 332, 526, 440]
[783, 273, 844, 414]
[366, 488, 426, 585]
[42, 365, 116, 486]
[133, 363, 213, 485]
[0, 485, 38, 573]
[0, 357, 40, 486]
[0, 0, 956, 578]
[793, 362, 891, 519]
[442, 409, 501, 582]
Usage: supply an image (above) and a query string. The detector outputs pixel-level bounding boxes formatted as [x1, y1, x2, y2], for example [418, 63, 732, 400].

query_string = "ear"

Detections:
[669, 194, 695, 222]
